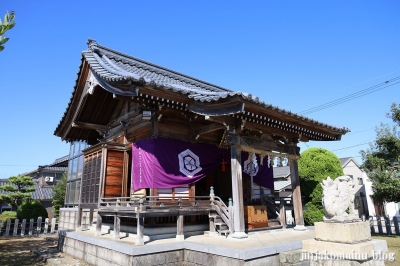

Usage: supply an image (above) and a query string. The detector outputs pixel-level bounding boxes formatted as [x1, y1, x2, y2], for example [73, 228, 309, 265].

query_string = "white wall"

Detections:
[363, 171, 376, 216]
[385, 202, 399, 218]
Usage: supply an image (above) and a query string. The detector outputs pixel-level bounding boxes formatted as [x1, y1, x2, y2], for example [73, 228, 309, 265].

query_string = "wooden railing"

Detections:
[210, 195, 233, 233]
[96, 194, 233, 241]
[99, 195, 213, 211]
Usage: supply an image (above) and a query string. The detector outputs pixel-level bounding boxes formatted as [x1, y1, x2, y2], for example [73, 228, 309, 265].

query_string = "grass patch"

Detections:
[372, 235, 400, 266]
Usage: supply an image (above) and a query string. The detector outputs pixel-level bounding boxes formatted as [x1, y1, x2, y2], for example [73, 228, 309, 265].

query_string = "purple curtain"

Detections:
[132, 138, 227, 190]
[132, 138, 274, 190]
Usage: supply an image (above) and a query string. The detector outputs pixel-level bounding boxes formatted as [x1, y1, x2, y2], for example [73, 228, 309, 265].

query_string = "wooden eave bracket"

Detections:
[193, 123, 225, 141]
[188, 101, 244, 116]
[72, 121, 109, 132]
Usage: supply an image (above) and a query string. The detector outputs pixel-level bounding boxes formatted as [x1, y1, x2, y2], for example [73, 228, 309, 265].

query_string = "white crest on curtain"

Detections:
[243, 152, 259, 177]
[178, 149, 202, 178]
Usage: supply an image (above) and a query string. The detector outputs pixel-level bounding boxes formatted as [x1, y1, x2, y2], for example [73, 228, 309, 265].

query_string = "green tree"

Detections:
[0, 11, 15, 51]
[298, 148, 344, 225]
[361, 102, 400, 204]
[0, 176, 35, 209]
[17, 200, 48, 220]
[387, 102, 400, 127]
[52, 172, 67, 217]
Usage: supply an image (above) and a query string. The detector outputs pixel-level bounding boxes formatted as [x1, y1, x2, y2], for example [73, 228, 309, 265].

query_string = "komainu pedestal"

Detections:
[302, 176, 389, 265]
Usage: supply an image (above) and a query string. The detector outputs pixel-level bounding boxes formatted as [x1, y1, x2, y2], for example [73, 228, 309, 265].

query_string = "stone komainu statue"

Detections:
[321, 176, 360, 222]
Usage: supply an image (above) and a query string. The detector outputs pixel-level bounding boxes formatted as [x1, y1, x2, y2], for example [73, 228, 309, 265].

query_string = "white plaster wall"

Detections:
[363, 171, 376, 216]
[385, 202, 399, 218]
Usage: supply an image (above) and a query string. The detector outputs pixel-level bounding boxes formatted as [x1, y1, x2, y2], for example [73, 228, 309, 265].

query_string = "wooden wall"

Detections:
[104, 150, 124, 198]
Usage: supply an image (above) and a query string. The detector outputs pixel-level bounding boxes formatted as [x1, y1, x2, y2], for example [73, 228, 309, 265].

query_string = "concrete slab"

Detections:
[60, 227, 315, 262]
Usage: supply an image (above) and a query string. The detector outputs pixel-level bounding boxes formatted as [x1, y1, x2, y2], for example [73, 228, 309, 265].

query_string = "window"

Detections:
[354, 196, 360, 209]
[358, 177, 363, 185]
[65, 141, 88, 206]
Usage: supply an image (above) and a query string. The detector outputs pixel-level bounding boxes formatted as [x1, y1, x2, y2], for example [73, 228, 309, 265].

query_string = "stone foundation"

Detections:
[303, 221, 388, 266]
[314, 221, 371, 243]
[58, 230, 296, 266]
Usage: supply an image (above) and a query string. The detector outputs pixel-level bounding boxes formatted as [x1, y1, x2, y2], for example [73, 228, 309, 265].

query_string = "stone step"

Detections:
[218, 229, 230, 236]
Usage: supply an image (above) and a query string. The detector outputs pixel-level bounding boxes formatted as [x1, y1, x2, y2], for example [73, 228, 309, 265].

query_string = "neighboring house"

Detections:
[273, 166, 292, 198]
[0, 179, 12, 213]
[20, 155, 69, 218]
[272, 166, 294, 224]
[0, 156, 69, 218]
[340, 157, 375, 218]
[341, 157, 400, 218]
[273, 158, 379, 219]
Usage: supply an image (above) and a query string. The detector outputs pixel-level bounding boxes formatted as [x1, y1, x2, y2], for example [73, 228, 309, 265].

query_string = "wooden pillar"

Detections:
[279, 199, 287, 229]
[230, 136, 248, 238]
[76, 207, 82, 231]
[113, 215, 120, 239]
[176, 214, 184, 240]
[95, 213, 102, 236]
[89, 209, 94, 226]
[290, 159, 306, 230]
[135, 213, 144, 246]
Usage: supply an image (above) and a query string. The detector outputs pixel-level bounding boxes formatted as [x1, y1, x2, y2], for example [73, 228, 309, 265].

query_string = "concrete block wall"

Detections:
[60, 235, 186, 265]
[59, 208, 78, 230]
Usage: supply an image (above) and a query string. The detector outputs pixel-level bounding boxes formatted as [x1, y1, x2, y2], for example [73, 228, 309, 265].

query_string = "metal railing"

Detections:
[369, 215, 400, 235]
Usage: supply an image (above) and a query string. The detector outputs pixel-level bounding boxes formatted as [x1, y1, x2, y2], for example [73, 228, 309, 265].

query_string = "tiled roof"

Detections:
[0, 179, 10, 194]
[339, 157, 360, 168]
[273, 166, 290, 178]
[340, 157, 352, 167]
[0, 179, 54, 201]
[19, 155, 68, 177]
[31, 183, 54, 201]
[53, 155, 69, 165]
[274, 180, 292, 191]
[55, 39, 350, 136]
[40, 166, 68, 172]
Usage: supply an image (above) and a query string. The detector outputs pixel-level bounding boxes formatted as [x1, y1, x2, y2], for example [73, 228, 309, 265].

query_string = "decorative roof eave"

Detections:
[54, 39, 350, 141]
[54, 55, 88, 139]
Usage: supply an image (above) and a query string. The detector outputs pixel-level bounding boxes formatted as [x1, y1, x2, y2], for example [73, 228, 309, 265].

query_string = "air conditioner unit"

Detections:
[45, 176, 54, 182]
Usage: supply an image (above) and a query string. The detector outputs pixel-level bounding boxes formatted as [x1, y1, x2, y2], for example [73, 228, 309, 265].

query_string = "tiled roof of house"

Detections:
[339, 157, 360, 168]
[0, 179, 10, 194]
[31, 182, 54, 201]
[274, 180, 292, 192]
[0, 179, 54, 201]
[273, 166, 290, 178]
[55, 39, 350, 136]
[53, 155, 69, 165]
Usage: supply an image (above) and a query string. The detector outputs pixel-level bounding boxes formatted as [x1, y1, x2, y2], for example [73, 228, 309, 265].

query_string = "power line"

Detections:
[331, 141, 371, 152]
[299, 77, 400, 115]
[346, 127, 374, 135]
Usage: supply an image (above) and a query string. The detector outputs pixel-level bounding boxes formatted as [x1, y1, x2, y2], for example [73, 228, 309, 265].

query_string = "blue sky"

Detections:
[0, 1, 399, 178]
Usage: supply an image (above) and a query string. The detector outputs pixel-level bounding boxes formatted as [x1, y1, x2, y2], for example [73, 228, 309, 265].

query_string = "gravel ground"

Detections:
[0, 235, 91, 266]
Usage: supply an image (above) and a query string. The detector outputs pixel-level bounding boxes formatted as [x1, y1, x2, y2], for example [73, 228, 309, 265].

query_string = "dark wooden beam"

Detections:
[225, 133, 299, 156]
[240, 136, 300, 156]
[194, 123, 225, 138]
[189, 101, 244, 116]
[204, 115, 239, 127]
[72, 121, 108, 132]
